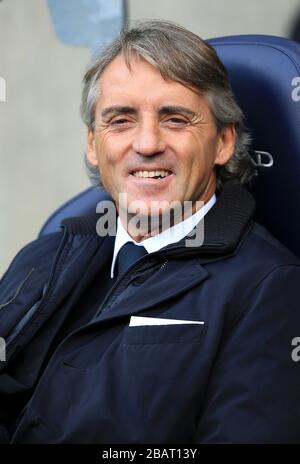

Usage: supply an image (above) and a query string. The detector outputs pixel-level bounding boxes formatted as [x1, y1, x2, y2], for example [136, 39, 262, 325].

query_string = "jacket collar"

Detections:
[61, 182, 255, 259]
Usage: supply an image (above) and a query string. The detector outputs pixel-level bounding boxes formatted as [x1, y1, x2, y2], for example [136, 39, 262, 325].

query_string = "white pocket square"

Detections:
[129, 316, 205, 326]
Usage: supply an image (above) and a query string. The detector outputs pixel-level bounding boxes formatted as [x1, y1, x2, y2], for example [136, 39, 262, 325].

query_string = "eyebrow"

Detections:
[158, 105, 197, 118]
[101, 106, 137, 119]
[100, 104, 197, 119]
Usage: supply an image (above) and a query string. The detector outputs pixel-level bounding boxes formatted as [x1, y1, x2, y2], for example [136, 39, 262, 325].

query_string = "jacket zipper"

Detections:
[159, 260, 168, 270]
[95, 256, 169, 317]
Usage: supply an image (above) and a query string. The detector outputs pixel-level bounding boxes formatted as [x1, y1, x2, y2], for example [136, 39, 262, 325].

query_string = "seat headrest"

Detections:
[209, 35, 300, 257]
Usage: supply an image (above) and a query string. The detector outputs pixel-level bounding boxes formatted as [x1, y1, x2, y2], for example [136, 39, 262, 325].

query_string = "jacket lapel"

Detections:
[94, 259, 210, 323]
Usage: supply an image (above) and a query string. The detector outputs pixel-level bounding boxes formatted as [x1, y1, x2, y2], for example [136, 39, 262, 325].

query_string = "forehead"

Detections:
[97, 55, 209, 111]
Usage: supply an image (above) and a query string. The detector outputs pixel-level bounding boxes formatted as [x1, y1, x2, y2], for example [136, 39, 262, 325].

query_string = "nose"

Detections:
[132, 119, 166, 156]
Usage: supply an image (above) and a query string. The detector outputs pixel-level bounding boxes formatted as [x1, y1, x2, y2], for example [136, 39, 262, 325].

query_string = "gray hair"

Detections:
[80, 19, 254, 192]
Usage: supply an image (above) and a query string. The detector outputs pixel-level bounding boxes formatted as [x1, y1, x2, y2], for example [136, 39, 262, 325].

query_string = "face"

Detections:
[87, 55, 235, 231]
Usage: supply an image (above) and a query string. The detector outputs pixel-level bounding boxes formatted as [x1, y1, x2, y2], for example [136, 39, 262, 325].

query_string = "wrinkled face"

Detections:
[87, 55, 235, 224]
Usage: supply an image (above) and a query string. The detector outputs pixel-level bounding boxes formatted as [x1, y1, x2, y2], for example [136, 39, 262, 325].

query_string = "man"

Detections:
[0, 20, 300, 444]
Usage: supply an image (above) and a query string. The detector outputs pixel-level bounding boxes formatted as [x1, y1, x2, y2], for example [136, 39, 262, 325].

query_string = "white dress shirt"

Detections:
[111, 194, 216, 278]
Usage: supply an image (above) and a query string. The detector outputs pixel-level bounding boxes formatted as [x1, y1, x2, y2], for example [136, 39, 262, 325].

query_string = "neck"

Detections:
[119, 198, 214, 242]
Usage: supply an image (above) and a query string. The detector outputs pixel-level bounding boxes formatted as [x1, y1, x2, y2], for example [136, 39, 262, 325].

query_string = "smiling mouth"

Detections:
[130, 170, 173, 179]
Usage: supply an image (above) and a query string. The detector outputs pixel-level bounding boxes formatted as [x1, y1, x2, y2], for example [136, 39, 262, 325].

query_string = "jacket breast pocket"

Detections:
[36, 323, 208, 442]
[121, 323, 206, 345]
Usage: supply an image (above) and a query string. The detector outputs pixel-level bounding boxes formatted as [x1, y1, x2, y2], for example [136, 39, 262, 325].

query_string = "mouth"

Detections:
[130, 169, 173, 180]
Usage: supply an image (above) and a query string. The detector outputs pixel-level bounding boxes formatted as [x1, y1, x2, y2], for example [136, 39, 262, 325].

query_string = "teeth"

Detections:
[133, 170, 171, 178]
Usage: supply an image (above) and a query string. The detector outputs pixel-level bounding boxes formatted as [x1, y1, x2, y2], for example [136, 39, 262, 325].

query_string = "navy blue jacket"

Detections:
[1, 184, 300, 443]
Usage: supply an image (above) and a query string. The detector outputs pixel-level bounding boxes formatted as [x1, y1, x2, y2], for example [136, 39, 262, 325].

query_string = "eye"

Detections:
[110, 117, 131, 126]
[165, 116, 189, 126]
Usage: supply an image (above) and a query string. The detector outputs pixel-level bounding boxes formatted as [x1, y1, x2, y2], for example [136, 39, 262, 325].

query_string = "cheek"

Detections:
[176, 137, 205, 175]
[188, 133, 219, 170]
[95, 132, 120, 169]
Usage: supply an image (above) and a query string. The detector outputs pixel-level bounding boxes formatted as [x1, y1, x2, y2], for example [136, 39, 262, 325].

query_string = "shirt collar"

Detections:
[111, 194, 216, 278]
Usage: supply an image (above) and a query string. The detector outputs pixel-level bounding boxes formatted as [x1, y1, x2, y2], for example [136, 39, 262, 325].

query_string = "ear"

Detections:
[86, 129, 98, 166]
[214, 123, 236, 166]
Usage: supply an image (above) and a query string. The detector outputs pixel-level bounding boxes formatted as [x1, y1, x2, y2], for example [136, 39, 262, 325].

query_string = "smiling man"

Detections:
[1, 20, 300, 444]
[86, 54, 234, 237]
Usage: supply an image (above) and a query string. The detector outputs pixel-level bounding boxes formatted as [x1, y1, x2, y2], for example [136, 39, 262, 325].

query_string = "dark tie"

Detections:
[116, 242, 147, 277]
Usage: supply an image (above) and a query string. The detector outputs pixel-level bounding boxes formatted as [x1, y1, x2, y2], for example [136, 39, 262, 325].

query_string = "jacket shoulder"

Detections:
[208, 222, 300, 304]
[246, 222, 300, 267]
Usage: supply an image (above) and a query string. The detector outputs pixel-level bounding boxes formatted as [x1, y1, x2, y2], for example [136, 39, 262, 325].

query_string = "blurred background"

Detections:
[1, 0, 300, 276]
